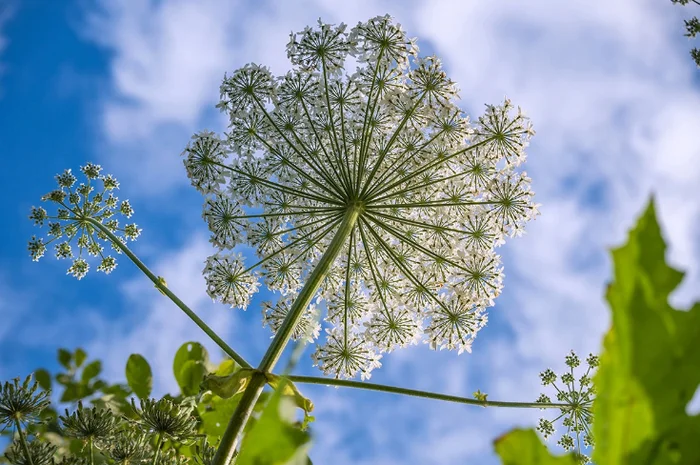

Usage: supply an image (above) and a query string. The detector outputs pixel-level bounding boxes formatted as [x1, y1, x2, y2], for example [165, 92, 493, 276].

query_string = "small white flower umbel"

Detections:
[182, 15, 540, 380]
[28, 163, 141, 280]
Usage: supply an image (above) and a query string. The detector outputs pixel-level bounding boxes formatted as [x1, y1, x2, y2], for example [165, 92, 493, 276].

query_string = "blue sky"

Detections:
[1, 0, 699, 463]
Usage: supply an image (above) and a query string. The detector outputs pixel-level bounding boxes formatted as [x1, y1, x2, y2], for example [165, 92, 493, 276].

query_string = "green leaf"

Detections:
[81, 360, 102, 383]
[58, 348, 72, 369]
[236, 380, 311, 465]
[179, 360, 207, 396]
[198, 391, 243, 443]
[494, 429, 578, 465]
[56, 373, 72, 385]
[125, 354, 152, 400]
[74, 348, 87, 368]
[265, 374, 314, 414]
[593, 197, 700, 464]
[60, 383, 88, 403]
[173, 342, 209, 395]
[215, 358, 240, 376]
[93, 384, 132, 415]
[34, 369, 52, 391]
[201, 368, 255, 399]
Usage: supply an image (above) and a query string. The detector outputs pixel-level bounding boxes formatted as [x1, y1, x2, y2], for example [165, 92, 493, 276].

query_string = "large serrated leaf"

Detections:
[593, 197, 700, 464]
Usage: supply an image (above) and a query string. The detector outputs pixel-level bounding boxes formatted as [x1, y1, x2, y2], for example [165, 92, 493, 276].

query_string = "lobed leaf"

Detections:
[593, 197, 700, 464]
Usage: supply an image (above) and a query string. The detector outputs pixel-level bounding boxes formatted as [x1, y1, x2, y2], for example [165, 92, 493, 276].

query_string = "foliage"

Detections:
[493, 199, 700, 464]
[17, 8, 700, 465]
[1, 344, 313, 465]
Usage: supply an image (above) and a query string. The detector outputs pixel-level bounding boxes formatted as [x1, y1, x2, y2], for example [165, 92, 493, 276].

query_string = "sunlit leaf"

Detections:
[594, 197, 700, 464]
[201, 368, 255, 399]
[179, 360, 207, 396]
[494, 428, 577, 465]
[126, 354, 152, 400]
[173, 342, 209, 395]
[237, 380, 311, 465]
[265, 374, 314, 414]
[74, 348, 87, 368]
[81, 360, 101, 383]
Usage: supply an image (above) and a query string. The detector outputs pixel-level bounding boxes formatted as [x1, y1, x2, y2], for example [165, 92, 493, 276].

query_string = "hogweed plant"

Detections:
[20, 14, 597, 465]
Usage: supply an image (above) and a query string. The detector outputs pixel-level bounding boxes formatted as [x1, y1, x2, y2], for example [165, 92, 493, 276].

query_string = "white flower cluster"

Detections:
[182, 16, 539, 380]
[28, 163, 141, 280]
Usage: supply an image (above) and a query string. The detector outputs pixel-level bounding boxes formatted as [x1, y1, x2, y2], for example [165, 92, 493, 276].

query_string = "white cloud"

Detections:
[83, 0, 238, 141]
[80, 0, 412, 194]
[73, 0, 700, 463]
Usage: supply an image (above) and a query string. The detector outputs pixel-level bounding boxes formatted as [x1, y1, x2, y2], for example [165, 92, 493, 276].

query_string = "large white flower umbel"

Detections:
[182, 16, 539, 382]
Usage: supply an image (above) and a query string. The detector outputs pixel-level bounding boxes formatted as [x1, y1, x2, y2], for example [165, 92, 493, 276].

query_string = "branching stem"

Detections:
[85, 218, 251, 369]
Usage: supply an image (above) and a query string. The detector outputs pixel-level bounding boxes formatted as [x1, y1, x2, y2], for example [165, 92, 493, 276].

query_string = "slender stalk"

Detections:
[13, 418, 34, 465]
[89, 436, 94, 465]
[85, 218, 251, 369]
[287, 376, 569, 409]
[213, 206, 361, 465]
[151, 434, 164, 465]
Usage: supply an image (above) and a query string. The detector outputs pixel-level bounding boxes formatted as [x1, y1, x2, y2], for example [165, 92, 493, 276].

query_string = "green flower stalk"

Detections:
[183, 15, 539, 382]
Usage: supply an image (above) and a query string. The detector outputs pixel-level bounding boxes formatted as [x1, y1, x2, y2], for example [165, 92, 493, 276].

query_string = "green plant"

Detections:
[21, 14, 550, 464]
[17, 11, 699, 465]
[493, 199, 700, 464]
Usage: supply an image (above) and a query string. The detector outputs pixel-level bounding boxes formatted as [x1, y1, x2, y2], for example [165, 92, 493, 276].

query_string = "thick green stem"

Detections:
[213, 206, 361, 465]
[287, 376, 569, 409]
[85, 218, 251, 369]
[13, 418, 34, 465]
